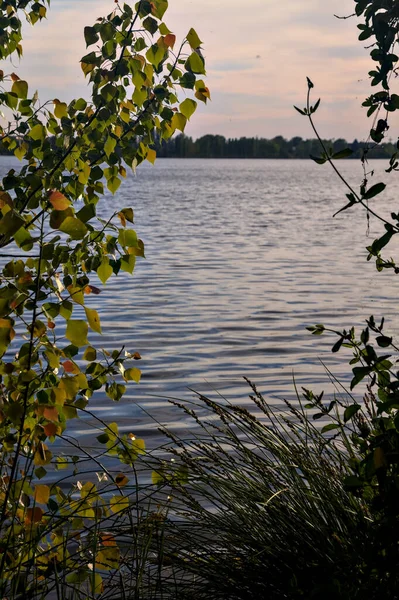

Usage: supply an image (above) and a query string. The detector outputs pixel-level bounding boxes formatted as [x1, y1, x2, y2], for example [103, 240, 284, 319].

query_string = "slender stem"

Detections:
[306, 87, 399, 232]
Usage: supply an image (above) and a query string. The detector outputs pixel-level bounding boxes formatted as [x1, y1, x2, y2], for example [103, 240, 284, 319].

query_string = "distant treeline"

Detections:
[155, 134, 397, 159]
[0, 134, 395, 160]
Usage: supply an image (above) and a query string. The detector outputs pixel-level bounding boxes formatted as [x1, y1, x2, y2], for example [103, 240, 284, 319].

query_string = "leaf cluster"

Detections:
[0, 1, 208, 597]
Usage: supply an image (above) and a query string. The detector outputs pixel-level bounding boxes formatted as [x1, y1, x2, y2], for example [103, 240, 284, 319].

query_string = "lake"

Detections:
[1, 157, 399, 451]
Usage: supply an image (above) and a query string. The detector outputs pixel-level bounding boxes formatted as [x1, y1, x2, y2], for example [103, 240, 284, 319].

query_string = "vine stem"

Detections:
[305, 85, 399, 233]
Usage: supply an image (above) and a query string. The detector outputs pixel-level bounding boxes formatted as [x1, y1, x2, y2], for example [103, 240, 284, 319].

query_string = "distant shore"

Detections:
[154, 134, 395, 160]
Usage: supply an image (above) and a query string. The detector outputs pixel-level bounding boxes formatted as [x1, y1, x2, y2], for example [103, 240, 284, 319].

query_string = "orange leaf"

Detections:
[164, 34, 176, 49]
[34, 484, 50, 504]
[118, 212, 126, 227]
[44, 422, 57, 438]
[0, 191, 12, 208]
[25, 507, 43, 524]
[86, 285, 101, 295]
[10, 72, 20, 82]
[115, 473, 129, 487]
[0, 318, 13, 329]
[62, 360, 79, 374]
[43, 406, 59, 422]
[101, 533, 117, 547]
[133, 352, 141, 360]
[49, 191, 70, 211]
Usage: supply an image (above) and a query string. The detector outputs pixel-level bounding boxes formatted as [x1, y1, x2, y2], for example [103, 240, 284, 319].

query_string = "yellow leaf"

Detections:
[85, 307, 102, 334]
[67, 285, 85, 306]
[131, 437, 145, 454]
[110, 496, 129, 514]
[54, 102, 68, 119]
[34, 484, 50, 504]
[95, 546, 120, 570]
[34, 443, 52, 466]
[124, 368, 141, 383]
[90, 573, 103, 594]
[66, 320, 89, 347]
[80, 481, 97, 503]
[97, 258, 113, 284]
[53, 388, 66, 405]
[146, 148, 156, 164]
[0, 318, 13, 329]
[152, 469, 164, 485]
[56, 457, 68, 470]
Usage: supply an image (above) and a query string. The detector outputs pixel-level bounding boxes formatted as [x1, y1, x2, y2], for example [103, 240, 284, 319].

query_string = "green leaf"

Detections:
[84, 307, 102, 334]
[186, 28, 202, 49]
[107, 177, 121, 194]
[363, 182, 386, 200]
[119, 208, 134, 223]
[376, 335, 392, 348]
[333, 194, 357, 217]
[14, 226, 33, 251]
[311, 98, 321, 113]
[124, 367, 141, 383]
[97, 258, 113, 284]
[152, 469, 164, 485]
[14, 145, 26, 161]
[29, 123, 45, 141]
[59, 217, 88, 240]
[171, 112, 187, 132]
[294, 106, 306, 116]
[186, 51, 205, 74]
[84, 26, 99, 46]
[344, 403, 361, 422]
[54, 102, 68, 119]
[106, 382, 126, 401]
[66, 320, 89, 347]
[146, 44, 165, 68]
[104, 136, 116, 158]
[343, 475, 363, 489]
[310, 154, 327, 165]
[120, 254, 136, 274]
[59, 301, 73, 320]
[332, 148, 353, 159]
[331, 337, 344, 353]
[180, 98, 197, 120]
[11, 80, 28, 99]
[118, 229, 138, 248]
[143, 16, 158, 34]
[0, 210, 24, 238]
[321, 423, 340, 434]
[159, 23, 171, 35]
[83, 346, 97, 361]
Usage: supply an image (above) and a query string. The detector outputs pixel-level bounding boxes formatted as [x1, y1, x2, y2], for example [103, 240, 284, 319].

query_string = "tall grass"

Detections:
[151, 379, 381, 599]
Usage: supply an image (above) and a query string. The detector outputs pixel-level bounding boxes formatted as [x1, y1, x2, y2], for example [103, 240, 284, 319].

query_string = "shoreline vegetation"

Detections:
[0, 134, 395, 160]
[153, 134, 397, 159]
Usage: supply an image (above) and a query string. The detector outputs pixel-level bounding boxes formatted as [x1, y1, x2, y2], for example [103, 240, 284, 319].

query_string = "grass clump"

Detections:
[150, 378, 392, 599]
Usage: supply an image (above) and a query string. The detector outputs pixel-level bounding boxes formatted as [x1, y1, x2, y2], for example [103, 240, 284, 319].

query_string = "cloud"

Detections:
[1, 0, 393, 140]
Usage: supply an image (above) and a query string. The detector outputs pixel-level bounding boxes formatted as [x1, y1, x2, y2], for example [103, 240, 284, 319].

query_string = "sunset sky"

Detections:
[15, 0, 397, 141]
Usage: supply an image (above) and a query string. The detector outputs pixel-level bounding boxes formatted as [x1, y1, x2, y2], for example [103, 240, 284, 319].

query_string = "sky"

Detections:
[8, 0, 397, 141]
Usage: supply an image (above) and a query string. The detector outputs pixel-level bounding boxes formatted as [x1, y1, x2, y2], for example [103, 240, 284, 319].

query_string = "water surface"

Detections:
[1, 157, 398, 449]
